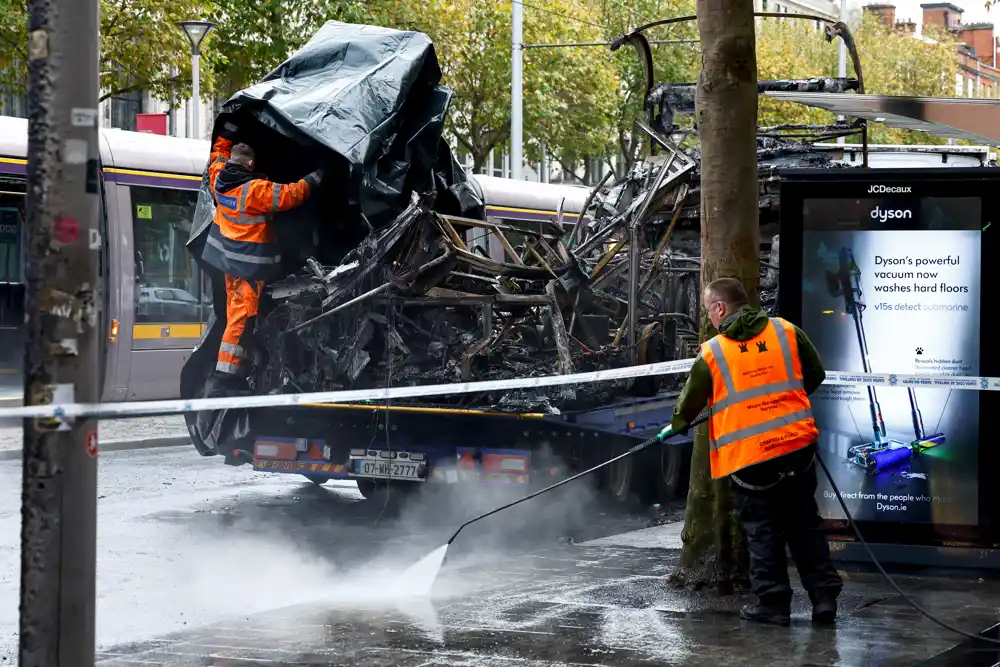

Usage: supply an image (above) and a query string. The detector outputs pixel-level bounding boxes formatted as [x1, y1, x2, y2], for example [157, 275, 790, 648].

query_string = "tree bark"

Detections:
[670, 0, 759, 593]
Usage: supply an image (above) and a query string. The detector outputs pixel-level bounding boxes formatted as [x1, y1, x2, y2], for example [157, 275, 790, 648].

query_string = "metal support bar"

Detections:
[545, 282, 574, 375]
[570, 170, 613, 246]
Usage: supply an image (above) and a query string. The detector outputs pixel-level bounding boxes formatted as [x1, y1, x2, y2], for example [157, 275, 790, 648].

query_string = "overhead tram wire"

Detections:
[521, 39, 698, 49]
[509, 0, 609, 31]
[506, 0, 696, 51]
[601, 0, 654, 30]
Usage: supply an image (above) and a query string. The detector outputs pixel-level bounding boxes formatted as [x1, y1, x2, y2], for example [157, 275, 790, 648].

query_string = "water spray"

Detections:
[399, 413, 710, 592]
[399, 409, 1000, 647]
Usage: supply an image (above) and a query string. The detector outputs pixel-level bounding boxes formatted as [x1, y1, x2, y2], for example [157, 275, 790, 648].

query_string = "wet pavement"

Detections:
[89, 542, 1000, 667]
[3, 446, 1000, 666]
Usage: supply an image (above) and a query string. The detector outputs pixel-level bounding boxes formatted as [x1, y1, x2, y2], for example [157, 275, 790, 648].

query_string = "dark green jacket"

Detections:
[669, 306, 826, 435]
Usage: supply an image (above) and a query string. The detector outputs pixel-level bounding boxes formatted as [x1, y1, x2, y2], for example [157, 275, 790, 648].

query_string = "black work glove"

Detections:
[219, 121, 239, 141]
[304, 168, 325, 190]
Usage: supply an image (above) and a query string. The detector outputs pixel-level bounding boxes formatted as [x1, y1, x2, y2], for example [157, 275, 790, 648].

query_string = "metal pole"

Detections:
[20, 0, 100, 665]
[511, 0, 523, 180]
[837, 0, 847, 144]
[191, 51, 200, 140]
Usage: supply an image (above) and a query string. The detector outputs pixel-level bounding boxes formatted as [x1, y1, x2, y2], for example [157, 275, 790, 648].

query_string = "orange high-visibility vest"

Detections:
[202, 137, 314, 280]
[702, 317, 818, 480]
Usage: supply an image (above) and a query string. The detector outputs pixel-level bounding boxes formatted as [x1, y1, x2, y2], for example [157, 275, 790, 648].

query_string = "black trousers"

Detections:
[732, 456, 843, 606]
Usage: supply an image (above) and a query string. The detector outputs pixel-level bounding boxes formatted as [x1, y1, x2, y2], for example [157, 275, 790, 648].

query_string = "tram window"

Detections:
[129, 186, 202, 323]
[498, 218, 546, 263]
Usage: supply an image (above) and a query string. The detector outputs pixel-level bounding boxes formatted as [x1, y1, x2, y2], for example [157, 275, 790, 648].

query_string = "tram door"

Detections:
[0, 196, 24, 403]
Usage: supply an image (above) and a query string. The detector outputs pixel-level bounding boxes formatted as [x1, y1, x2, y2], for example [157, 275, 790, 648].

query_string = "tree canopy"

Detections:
[0, 0, 217, 103]
[0, 1, 968, 162]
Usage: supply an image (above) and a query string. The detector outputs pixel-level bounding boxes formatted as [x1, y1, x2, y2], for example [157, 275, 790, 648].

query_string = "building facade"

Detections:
[865, 3, 1000, 99]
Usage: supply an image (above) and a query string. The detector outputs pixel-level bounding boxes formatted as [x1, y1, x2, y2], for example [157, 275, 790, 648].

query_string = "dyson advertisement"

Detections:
[801, 196, 981, 525]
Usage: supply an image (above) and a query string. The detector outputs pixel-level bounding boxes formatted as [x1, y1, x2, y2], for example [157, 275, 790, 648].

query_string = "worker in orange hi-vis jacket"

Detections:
[202, 122, 325, 394]
[670, 277, 842, 627]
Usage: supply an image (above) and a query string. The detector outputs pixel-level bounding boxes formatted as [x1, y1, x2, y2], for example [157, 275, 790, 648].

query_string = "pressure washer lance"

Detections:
[403, 419, 1000, 645]
[398, 414, 710, 594]
[444, 414, 711, 547]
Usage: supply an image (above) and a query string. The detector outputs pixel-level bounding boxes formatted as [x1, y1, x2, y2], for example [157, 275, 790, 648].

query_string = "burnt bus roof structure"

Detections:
[183, 16, 988, 458]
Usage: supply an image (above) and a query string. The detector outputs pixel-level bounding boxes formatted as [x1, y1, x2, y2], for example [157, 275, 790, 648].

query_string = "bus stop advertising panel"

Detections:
[779, 168, 1000, 552]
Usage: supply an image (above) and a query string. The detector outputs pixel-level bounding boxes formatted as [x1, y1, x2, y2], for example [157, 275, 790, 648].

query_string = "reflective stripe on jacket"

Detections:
[201, 137, 313, 280]
[703, 317, 818, 479]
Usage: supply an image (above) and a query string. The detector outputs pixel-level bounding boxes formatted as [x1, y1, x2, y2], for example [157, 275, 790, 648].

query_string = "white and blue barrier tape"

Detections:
[0, 359, 995, 421]
[823, 371, 997, 391]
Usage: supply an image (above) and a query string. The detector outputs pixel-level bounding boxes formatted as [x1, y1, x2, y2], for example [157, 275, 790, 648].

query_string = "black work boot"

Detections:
[810, 591, 838, 625]
[740, 598, 791, 626]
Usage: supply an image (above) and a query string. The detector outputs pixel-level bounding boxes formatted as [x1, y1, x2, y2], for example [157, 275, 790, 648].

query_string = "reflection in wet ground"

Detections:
[97, 533, 1000, 667]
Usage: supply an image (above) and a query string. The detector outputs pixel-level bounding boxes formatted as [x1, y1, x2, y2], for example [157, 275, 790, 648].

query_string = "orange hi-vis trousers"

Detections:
[217, 275, 265, 375]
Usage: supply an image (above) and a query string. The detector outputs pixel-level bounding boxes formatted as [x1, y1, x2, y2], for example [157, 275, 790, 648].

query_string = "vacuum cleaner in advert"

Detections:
[779, 169, 1000, 541]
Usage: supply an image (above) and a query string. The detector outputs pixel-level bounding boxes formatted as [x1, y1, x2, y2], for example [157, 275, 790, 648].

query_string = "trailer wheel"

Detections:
[356, 479, 379, 498]
[303, 475, 329, 486]
[356, 479, 419, 507]
[604, 456, 635, 503]
[653, 442, 685, 502]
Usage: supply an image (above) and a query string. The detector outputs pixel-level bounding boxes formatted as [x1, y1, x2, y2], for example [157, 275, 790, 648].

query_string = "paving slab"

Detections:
[94, 524, 1000, 667]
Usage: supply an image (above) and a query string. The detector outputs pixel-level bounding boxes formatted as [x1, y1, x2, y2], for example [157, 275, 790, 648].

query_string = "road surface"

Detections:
[0, 446, 996, 666]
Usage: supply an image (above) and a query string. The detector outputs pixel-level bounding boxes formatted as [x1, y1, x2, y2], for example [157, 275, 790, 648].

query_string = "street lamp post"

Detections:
[837, 0, 846, 143]
[511, 0, 523, 180]
[177, 20, 215, 139]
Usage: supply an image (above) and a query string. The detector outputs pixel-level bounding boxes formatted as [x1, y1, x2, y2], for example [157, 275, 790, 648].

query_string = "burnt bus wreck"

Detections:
[182, 17, 869, 503]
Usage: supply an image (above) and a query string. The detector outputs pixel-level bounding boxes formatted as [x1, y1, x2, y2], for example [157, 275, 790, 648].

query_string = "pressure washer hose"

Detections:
[815, 454, 1000, 645]
[446, 414, 1000, 644]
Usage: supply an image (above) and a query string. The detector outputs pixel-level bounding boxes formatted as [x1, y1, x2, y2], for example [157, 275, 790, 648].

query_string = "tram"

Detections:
[0, 115, 591, 402]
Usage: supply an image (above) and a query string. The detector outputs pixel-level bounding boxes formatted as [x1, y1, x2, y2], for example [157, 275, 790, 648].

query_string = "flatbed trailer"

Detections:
[246, 391, 692, 504]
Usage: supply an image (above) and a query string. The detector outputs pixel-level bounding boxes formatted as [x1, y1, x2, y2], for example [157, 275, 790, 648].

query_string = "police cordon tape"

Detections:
[0, 359, 997, 422]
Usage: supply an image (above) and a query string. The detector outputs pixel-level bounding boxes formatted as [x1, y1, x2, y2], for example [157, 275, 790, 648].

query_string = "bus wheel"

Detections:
[654, 442, 685, 503]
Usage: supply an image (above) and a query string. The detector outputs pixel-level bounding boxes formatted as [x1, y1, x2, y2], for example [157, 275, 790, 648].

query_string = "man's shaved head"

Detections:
[230, 143, 255, 168]
[704, 278, 748, 308]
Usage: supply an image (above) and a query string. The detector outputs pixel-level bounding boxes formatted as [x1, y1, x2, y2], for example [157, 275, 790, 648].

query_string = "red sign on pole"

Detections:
[136, 113, 168, 135]
[86, 431, 98, 458]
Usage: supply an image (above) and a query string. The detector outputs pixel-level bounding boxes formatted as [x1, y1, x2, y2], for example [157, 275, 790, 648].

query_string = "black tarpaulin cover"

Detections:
[182, 21, 483, 460]
[187, 20, 482, 272]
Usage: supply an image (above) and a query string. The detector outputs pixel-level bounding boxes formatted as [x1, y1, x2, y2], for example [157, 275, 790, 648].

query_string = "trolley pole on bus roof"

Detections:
[20, 0, 101, 664]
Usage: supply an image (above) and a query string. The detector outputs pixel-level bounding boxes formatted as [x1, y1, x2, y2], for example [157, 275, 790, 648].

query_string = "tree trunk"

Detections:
[473, 151, 489, 174]
[670, 0, 759, 593]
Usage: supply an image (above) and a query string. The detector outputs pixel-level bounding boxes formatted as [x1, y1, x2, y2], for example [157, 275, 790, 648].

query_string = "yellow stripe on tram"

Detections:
[132, 323, 206, 339]
[486, 204, 585, 218]
[103, 167, 202, 182]
[0, 158, 203, 183]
